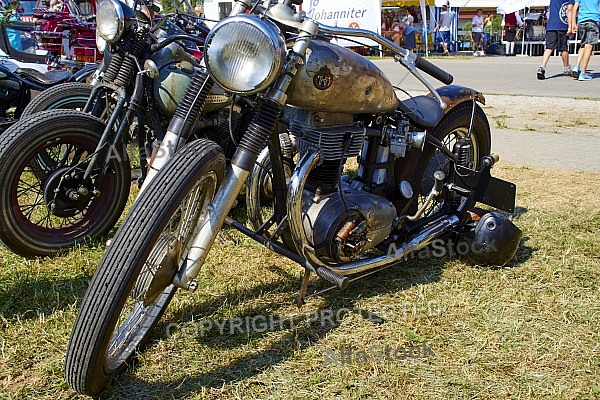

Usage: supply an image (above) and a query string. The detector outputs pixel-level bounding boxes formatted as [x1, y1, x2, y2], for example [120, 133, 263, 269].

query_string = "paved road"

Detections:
[372, 54, 600, 98]
[372, 55, 600, 172]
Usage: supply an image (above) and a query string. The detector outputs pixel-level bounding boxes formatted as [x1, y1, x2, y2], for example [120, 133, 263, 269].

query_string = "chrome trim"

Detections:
[173, 164, 250, 289]
[246, 146, 270, 230]
[204, 14, 286, 95]
[139, 130, 186, 195]
[286, 151, 327, 268]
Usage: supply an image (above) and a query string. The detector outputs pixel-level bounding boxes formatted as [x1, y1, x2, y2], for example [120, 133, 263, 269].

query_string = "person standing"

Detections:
[402, 8, 414, 26]
[484, 12, 495, 43]
[536, 0, 574, 79]
[434, 4, 454, 55]
[471, 8, 485, 55]
[570, 0, 600, 80]
[502, 11, 523, 56]
[396, 19, 416, 51]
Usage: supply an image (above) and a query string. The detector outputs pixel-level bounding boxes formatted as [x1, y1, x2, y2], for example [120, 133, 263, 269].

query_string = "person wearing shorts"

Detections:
[434, 4, 453, 55]
[471, 8, 485, 55]
[536, 0, 574, 79]
[571, 0, 600, 80]
[397, 20, 416, 51]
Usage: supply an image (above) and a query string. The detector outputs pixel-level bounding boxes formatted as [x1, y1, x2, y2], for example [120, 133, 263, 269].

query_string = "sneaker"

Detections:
[578, 72, 592, 81]
[563, 66, 572, 76]
[537, 66, 545, 80]
[572, 66, 580, 79]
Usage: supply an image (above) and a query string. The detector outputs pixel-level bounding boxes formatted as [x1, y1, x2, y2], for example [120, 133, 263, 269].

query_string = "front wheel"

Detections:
[0, 109, 131, 257]
[21, 82, 92, 118]
[65, 139, 225, 396]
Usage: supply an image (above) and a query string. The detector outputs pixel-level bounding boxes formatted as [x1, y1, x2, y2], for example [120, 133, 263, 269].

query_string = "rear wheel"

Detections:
[65, 139, 225, 396]
[410, 102, 491, 216]
[0, 109, 131, 257]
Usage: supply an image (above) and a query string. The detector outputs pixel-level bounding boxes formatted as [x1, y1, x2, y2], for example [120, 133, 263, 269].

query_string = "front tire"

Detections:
[21, 82, 92, 118]
[0, 109, 131, 257]
[65, 139, 225, 396]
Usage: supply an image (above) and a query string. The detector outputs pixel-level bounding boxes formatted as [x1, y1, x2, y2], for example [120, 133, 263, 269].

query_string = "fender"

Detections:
[70, 63, 98, 83]
[431, 85, 486, 114]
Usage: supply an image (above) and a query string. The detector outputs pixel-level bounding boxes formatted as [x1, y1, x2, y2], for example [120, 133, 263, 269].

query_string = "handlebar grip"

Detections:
[414, 55, 453, 85]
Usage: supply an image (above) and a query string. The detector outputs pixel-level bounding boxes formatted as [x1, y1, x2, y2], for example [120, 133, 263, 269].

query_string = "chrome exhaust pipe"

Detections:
[329, 214, 459, 275]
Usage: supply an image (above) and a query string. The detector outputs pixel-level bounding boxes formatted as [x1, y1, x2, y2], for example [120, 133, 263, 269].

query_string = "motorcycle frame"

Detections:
[167, 1, 459, 291]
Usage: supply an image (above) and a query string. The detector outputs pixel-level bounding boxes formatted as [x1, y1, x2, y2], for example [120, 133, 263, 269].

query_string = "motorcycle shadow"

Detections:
[103, 214, 535, 397]
[103, 258, 450, 397]
[0, 274, 91, 321]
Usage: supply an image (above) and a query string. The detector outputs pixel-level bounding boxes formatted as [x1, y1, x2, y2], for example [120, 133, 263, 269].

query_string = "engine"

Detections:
[285, 108, 397, 263]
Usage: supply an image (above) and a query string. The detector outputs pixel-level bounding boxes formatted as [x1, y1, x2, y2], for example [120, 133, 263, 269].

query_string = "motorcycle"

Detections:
[65, 0, 522, 396]
[0, 55, 96, 132]
[0, 0, 246, 257]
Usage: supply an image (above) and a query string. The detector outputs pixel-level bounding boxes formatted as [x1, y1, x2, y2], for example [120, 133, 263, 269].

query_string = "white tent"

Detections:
[497, 0, 537, 14]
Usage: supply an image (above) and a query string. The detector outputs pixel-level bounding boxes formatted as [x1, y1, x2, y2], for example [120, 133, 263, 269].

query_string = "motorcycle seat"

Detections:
[14, 68, 72, 86]
[398, 95, 443, 130]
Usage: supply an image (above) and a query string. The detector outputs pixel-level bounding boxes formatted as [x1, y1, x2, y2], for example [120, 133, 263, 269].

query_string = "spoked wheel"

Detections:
[410, 102, 491, 217]
[65, 139, 225, 397]
[0, 109, 130, 257]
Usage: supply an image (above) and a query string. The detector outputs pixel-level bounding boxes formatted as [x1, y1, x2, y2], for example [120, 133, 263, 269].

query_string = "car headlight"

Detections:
[204, 15, 286, 95]
[96, 0, 125, 43]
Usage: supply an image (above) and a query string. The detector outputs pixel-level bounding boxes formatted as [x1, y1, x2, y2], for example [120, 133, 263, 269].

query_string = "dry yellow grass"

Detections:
[0, 163, 599, 399]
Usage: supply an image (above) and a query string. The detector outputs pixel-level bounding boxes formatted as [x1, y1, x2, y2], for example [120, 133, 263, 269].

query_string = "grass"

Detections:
[1, 163, 599, 399]
[492, 114, 510, 129]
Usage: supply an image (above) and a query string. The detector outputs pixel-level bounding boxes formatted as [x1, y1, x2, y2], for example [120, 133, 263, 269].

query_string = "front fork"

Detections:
[171, 18, 319, 290]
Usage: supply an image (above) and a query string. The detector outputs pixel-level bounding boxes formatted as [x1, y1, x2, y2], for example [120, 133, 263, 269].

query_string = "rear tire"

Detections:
[65, 139, 225, 396]
[409, 102, 491, 216]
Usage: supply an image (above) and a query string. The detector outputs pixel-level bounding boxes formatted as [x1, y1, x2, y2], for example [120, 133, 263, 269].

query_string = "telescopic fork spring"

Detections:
[237, 99, 282, 157]
[114, 40, 147, 87]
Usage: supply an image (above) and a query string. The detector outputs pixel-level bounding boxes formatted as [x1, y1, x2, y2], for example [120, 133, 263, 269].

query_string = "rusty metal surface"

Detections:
[287, 40, 398, 113]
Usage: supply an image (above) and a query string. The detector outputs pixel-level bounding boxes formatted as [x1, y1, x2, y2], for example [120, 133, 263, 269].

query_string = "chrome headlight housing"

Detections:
[204, 15, 286, 95]
[96, 0, 125, 44]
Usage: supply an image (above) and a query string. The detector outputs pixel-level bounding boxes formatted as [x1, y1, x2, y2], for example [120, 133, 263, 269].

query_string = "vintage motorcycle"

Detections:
[0, 0, 246, 257]
[65, 0, 521, 395]
[0, 57, 96, 132]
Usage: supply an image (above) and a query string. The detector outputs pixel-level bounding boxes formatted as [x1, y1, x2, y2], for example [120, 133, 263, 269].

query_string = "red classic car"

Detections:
[31, 0, 101, 68]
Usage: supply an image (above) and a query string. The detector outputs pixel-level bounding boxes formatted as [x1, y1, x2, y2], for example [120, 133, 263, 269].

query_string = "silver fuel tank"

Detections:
[286, 40, 398, 113]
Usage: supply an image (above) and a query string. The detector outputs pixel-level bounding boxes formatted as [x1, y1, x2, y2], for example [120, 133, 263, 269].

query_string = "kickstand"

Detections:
[294, 269, 311, 307]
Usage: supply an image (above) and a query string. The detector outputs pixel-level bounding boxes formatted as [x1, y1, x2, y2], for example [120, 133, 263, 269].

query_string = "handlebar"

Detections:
[414, 55, 453, 85]
[150, 34, 205, 52]
[316, 23, 451, 107]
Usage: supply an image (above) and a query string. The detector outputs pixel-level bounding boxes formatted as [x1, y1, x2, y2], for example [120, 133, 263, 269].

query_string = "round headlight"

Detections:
[96, 0, 125, 43]
[96, 31, 107, 53]
[204, 15, 286, 95]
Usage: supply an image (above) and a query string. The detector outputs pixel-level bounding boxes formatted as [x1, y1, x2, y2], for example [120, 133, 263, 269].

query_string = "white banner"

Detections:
[305, 0, 381, 47]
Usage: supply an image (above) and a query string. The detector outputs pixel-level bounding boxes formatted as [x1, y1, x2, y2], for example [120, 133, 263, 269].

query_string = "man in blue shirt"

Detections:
[537, 0, 574, 79]
[570, 0, 600, 80]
